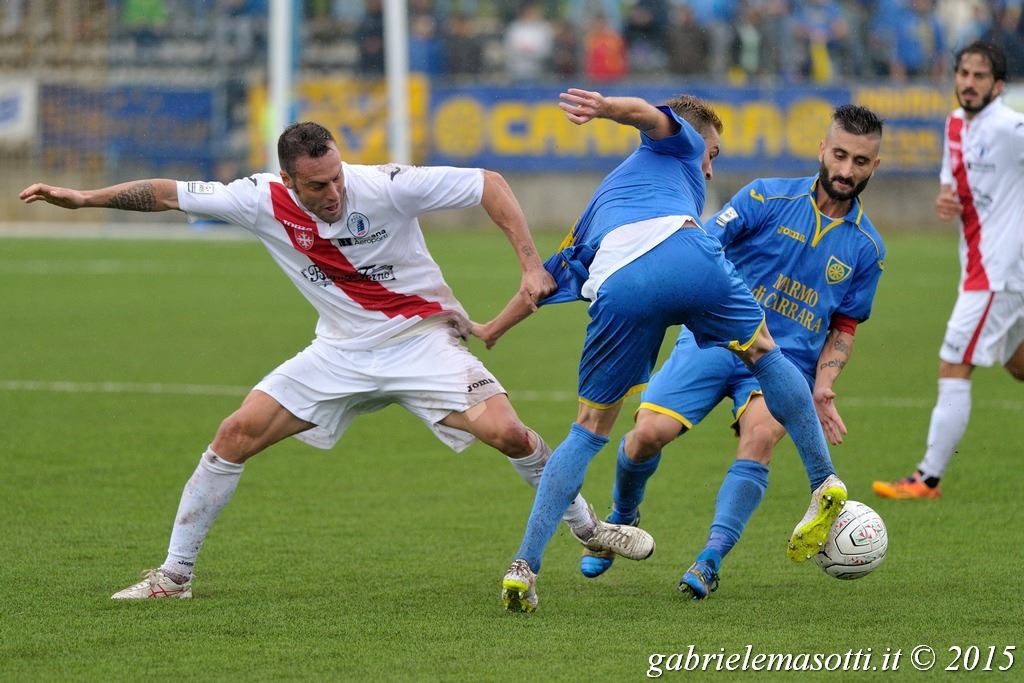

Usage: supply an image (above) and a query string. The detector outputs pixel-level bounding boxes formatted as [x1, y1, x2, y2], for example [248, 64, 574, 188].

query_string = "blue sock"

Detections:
[611, 438, 660, 523]
[750, 347, 834, 489]
[702, 460, 770, 566]
[515, 423, 609, 572]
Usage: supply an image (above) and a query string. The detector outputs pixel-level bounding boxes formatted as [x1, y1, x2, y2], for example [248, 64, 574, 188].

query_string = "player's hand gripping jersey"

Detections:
[177, 164, 483, 349]
[709, 176, 886, 380]
[941, 97, 1024, 292]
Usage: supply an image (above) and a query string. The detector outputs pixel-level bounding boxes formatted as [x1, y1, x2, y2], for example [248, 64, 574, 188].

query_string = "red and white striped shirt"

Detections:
[177, 163, 484, 349]
[940, 97, 1024, 293]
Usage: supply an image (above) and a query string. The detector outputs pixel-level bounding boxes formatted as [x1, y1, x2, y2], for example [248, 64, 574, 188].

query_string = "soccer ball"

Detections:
[814, 500, 887, 580]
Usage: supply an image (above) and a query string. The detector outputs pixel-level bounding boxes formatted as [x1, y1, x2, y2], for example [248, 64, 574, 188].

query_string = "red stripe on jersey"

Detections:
[946, 117, 990, 290]
[269, 184, 444, 320]
[962, 292, 995, 365]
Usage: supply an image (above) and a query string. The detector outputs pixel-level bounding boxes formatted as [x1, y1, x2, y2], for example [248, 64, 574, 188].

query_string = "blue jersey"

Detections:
[708, 175, 885, 379]
[543, 106, 708, 304]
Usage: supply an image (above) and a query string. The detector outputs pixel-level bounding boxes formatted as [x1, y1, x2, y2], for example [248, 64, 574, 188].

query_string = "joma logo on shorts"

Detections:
[467, 378, 495, 392]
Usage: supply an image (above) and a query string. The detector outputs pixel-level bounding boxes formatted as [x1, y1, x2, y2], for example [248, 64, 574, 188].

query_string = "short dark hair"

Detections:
[954, 41, 1008, 82]
[832, 104, 884, 137]
[664, 94, 724, 137]
[277, 122, 336, 176]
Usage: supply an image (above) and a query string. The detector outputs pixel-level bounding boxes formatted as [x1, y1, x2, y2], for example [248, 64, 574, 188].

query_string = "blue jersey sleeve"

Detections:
[708, 178, 770, 248]
[639, 106, 705, 161]
[837, 240, 886, 323]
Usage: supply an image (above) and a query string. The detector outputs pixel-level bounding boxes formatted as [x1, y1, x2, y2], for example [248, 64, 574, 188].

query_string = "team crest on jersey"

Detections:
[294, 224, 315, 250]
[825, 255, 852, 285]
[347, 212, 370, 237]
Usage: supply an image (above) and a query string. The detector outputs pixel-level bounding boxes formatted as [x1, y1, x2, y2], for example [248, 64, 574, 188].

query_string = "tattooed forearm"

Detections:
[819, 359, 847, 371]
[832, 337, 850, 355]
[107, 182, 157, 211]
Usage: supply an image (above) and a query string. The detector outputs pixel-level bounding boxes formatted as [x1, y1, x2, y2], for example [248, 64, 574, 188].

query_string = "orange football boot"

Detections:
[871, 475, 941, 500]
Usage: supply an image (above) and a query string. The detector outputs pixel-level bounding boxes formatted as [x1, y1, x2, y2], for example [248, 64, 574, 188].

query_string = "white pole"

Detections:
[267, 0, 293, 172]
[383, 0, 411, 164]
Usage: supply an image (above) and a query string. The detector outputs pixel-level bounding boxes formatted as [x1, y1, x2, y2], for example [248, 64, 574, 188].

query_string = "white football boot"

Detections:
[112, 569, 192, 600]
[572, 507, 656, 561]
[501, 559, 538, 613]
[788, 474, 848, 562]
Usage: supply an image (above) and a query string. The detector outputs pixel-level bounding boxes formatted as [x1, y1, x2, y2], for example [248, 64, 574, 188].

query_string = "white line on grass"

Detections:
[1, 379, 1022, 410]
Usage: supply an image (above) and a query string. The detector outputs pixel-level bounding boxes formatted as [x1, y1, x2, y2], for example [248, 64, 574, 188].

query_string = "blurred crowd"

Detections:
[2, 0, 1023, 84]
[319, 0, 1024, 83]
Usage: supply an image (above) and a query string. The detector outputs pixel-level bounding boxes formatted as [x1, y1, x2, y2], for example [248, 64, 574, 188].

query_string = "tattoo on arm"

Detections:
[819, 358, 846, 371]
[832, 337, 850, 355]
[107, 182, 157, 211]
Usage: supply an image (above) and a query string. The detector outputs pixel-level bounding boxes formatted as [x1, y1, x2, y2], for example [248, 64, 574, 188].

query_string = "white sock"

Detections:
[161, 448, 244, 581]
[508, 430, 594, 536]
[918, 378, 972, 480]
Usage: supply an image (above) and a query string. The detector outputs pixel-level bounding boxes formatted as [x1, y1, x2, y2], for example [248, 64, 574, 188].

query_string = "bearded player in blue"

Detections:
[475, 89, 850, 613]
[579, 104, 886, 599]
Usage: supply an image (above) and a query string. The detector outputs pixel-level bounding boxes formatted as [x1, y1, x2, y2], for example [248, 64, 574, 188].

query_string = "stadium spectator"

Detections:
[937, 0, 992, 52]
[982, 3, 1024, 77]
[791, 0, 850, 82]
[18, 121, 633, 599]
[120, 0, 169, 53]
[409, 13, 446, 75]
[550, 17, 581, 78]
[666, 3, 711, 75]
[684, 0, 740, 79]
[356, 0, 385, 74]
[583, 14, 629, 81]
[873, 42, 1024, 500]
[580, 105, 886, 600]
[731, 0, 763, 79]
[890, 0, 947, 83]
[750, 0, 796, 80]
[482, 88, 848, 612]
[442, 11, 484, 77]
[566, 0, 624, 31]
[504, 2, 554, 81]
[2, 0, 24, 37]
[623, 0, 670, 75]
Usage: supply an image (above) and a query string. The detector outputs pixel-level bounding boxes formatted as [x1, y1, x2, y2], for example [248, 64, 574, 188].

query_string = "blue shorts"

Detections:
[578, 228, 765, 407]
[639, 328, 762, 432]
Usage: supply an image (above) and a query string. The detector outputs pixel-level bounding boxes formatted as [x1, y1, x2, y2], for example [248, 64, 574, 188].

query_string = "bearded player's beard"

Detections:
[957, 87, 995, 114]
[818, 162, 871, 202]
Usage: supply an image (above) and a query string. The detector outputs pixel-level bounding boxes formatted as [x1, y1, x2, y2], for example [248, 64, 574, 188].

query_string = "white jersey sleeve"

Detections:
[383, 165, 484, 217]
[175, 174, 277, 229]
[939, 115, 954, 188]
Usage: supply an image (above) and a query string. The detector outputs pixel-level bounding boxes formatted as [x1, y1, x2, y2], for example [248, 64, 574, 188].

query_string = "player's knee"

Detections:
[629, 420, 675, 459]
[213, 413, 262, 460]
[485, 420, 533, 457]
[738, 423, 781, 464]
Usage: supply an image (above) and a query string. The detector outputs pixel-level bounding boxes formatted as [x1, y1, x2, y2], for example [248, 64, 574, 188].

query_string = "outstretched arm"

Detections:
[19, 179, 180, 212]
[558, 88, 679, 140]
[473, 170, 555, 348]
[813, 327, 855, 445]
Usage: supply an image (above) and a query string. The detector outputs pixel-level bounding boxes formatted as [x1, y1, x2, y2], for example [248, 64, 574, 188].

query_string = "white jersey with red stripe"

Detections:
[940, 97, 1024, 293]
[176, 163, 484, 349]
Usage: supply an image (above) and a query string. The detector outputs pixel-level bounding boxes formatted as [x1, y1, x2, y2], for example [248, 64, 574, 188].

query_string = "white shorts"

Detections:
[939, 290, 1024, 367]
[253, 325, 505, 452]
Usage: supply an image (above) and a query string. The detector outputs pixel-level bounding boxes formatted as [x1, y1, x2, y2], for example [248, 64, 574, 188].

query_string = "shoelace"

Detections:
[687, 563, 719, 593]
[594, 523, 642, 552]
[507, 559, 532, 581]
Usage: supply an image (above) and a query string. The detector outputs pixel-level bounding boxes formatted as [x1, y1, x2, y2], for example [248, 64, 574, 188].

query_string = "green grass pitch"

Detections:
[1, 230, 1021, 680]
